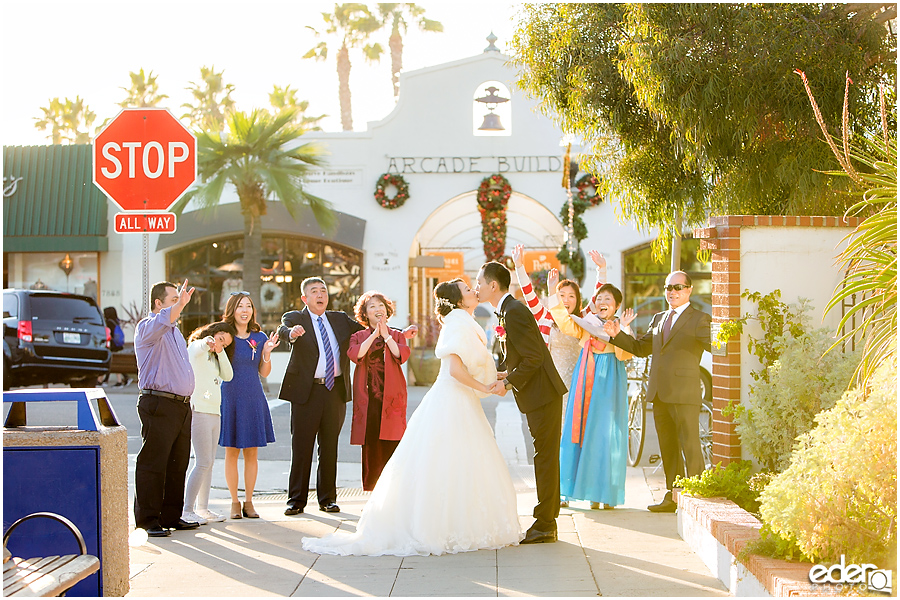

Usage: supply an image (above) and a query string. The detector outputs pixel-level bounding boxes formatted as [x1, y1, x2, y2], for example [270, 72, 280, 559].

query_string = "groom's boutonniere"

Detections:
[494, 324, 506, 343]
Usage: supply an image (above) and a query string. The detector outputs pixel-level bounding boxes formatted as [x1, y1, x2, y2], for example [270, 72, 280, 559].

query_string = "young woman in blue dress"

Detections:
[220, 292, 280, 520]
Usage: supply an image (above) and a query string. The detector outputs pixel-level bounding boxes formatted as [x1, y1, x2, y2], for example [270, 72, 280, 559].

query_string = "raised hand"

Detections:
[604, 319, 621, 338]
[177, 278, 195, 307]
[511, 244, 525, 268]
[264, 330, 281, 353]
[588, 250, 606, 270]
[547, 268, 559, 293]
[620, 308, 636, 328]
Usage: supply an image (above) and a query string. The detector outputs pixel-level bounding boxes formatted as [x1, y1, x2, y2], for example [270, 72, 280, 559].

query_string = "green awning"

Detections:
[3, 145, 109, 252]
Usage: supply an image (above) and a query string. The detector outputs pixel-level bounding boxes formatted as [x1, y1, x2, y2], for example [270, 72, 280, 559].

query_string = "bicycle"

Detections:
[626, 355, 713, 469]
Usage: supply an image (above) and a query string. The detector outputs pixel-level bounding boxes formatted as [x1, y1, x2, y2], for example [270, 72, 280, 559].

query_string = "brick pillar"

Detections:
[695, 216, 743, 465]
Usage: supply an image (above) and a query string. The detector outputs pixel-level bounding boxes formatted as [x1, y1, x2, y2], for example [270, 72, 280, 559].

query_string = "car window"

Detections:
[30, 296, 103, 323]
[3, 293, 17, 319]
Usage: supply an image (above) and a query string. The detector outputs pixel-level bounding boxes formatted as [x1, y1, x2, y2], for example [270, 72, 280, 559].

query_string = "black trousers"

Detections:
[653, 400, 703, 491]
[134, 393, 192, 529]
[288, 380, 346, 509]
[525, 397, 563, 531]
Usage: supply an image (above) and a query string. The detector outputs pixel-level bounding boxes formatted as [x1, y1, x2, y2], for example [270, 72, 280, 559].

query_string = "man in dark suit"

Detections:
[604, 271, 711, 513]
[279, 277, 417, 516]
[476, 262, 567, 543]
[278, 277, 362, 515]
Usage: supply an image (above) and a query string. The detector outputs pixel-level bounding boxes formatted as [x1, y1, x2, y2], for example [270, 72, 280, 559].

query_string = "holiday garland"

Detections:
[477, 174, 512, 261]
[374, 173, 409, 209]
[558, 174, 604, 282]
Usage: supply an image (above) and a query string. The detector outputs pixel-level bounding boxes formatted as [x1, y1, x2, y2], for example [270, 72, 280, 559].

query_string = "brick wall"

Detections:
[693, 215, 860, 465]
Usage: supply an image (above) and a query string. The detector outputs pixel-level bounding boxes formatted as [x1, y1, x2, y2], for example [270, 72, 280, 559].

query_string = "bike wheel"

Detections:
[627, 391, 646, 467]
[699, 398, 714, 470]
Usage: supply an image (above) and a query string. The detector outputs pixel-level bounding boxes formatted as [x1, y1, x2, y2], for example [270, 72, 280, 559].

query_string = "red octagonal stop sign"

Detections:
[93, 108, 197, 212]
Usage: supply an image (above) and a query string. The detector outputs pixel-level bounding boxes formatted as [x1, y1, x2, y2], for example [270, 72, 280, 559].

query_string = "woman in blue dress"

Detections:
[547, 271, 635, 509]
[220, 292, 280, 520]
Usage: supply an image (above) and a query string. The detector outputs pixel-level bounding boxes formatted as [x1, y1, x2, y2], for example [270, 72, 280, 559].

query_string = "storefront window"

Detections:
[622, 238, 711, 335]
[4, 252, 100, 301]
[167, 236, 363, 342]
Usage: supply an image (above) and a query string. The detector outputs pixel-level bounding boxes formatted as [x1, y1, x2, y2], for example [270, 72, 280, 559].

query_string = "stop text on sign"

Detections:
[100, 142, 190, 179]
[114, 213, 177, 234]
[93, 108, 197, 213]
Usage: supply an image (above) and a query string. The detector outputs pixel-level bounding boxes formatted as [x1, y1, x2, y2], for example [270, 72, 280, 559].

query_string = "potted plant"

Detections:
[408, 316, 441, 385]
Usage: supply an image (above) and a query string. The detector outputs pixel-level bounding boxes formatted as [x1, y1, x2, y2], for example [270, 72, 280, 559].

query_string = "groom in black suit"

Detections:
[477, 261, 567, 544]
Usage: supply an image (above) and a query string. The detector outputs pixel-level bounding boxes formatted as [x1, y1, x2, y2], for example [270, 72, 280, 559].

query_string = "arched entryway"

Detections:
[408, 191, 565, 344]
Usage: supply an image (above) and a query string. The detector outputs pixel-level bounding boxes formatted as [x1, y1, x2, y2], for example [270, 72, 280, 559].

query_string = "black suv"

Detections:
[3, 289, 111, 389]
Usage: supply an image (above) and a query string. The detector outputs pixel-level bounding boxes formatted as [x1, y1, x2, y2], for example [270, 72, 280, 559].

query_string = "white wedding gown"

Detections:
[301, 309, 524, 556]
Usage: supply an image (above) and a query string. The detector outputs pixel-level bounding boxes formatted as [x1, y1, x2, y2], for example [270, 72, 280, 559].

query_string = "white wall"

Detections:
[737, 225, 855, 416]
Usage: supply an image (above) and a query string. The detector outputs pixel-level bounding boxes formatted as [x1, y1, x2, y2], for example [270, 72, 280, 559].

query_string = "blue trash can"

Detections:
[3, 388, 129, 596]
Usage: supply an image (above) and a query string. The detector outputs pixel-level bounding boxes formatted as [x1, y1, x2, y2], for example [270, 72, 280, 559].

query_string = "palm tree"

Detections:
[181, 66, 236, 132]
[34, 96, 96, 144]
[269, 84, 327, 132]
[172, 108, 336, 308]
[303, 4, 383, 131]
[119, 68, 168, 108]
[376, 3, 443, 97]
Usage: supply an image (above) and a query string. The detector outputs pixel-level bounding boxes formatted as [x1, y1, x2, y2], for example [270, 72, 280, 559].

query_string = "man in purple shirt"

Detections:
[133, 279, 198, 537]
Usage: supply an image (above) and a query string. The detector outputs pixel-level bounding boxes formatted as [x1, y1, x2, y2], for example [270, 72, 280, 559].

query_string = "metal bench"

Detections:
[3, 513, 100, 597]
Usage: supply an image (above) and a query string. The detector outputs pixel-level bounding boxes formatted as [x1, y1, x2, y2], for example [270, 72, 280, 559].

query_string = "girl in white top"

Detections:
[182, 321, 236, 524]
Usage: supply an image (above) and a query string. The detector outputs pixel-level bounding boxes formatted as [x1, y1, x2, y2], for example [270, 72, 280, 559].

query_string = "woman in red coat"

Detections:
[349, 291, 411, 490]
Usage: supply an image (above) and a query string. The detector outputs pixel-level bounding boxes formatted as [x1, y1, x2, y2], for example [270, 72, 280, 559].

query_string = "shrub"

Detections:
[723, 298, 858, 472]
[675, 461, 763, 515]
[758, 356, 897, 567]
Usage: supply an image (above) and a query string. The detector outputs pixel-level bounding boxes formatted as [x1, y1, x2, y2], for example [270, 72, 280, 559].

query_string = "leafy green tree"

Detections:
[34, 96, 96, 144]
[172, 109, 336, 308]
[119, 68, 168, 108]
[376, 3, 443, 97]
[269, 85, 326, 132]
[511, 4, 896, 259]
[181, 65, 236, 132]
[303, 3, 383, 131]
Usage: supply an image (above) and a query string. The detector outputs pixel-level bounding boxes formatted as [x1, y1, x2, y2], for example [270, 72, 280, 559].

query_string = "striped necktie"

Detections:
[316, 315, 335, 390]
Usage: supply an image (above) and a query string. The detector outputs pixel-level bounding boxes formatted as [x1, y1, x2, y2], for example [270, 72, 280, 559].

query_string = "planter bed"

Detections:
[676, 493, 842, 597]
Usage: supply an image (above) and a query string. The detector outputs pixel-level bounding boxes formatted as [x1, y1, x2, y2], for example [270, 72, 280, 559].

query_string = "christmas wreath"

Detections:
[477, 174, 512, 261]
[374, 173, 409, 209]
[574, 174, 603, 206]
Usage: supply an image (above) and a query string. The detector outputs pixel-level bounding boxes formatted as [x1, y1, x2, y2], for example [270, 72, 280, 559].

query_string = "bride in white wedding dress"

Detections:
[301, 279, 524, 557]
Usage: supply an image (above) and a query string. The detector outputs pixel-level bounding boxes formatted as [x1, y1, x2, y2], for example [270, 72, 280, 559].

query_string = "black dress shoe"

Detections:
[648, 491, 677, 513]
[167, 518, 201, 530]
[284, 505, 304, 516]
[521, 527, 558, 544]
[146, 526, 171, 537]
[319, 502, 340, 513]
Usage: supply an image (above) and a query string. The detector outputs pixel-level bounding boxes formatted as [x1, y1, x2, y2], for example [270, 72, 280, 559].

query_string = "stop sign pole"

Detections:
[93, 108, 197, 315]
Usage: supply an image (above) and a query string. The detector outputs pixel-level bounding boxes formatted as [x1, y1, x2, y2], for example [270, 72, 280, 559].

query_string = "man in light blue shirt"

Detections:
[133, 279, 198, 537]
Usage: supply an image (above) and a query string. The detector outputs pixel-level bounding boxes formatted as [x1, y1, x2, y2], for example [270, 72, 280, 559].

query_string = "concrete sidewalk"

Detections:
[125, 388, 729, 597]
